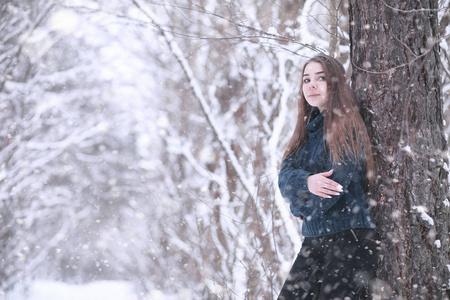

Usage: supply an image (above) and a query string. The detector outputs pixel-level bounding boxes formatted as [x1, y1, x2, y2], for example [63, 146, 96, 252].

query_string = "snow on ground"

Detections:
[5, 280, 178, 300]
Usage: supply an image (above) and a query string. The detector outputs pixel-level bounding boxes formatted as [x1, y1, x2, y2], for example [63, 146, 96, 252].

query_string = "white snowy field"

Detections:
[5, 281, 180, 300]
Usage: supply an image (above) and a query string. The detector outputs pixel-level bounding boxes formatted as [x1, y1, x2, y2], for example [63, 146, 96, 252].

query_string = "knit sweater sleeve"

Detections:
[278, 155, 363, 218]
[278, 156, 312, 217]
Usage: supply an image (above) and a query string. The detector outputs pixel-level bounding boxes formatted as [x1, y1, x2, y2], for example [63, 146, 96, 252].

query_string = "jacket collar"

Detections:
[306, 110, 325, 133]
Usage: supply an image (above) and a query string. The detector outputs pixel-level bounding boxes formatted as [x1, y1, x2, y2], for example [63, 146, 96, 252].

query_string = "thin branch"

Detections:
[60, 2, 325, 56]
[381, 0, 443, 13]
[149, 0, 325, 53]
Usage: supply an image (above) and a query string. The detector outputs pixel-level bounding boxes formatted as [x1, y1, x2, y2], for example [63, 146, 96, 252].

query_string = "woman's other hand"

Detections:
[307, 170, 343, 198]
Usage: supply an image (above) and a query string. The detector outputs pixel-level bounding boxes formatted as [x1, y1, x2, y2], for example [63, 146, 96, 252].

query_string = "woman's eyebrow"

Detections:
[303, 71, 325, 77]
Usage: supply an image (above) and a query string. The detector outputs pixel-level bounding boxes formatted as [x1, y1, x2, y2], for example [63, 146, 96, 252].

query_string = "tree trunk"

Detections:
[328, 0, 340, 58]
[349, 1, 450, 299]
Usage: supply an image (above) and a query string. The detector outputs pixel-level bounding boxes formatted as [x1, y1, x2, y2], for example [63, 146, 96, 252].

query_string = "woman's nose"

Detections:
[310, 82, 317, 89]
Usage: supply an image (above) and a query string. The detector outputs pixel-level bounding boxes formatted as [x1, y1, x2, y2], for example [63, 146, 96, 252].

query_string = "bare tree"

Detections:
[0, 0, 158, 294]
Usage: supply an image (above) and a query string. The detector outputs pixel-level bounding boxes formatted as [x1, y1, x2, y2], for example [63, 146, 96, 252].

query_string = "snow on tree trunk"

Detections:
[349, 1, 450, 298]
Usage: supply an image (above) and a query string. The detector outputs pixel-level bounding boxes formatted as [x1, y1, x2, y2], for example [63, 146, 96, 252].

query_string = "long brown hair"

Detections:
[282, 54, 375, 182]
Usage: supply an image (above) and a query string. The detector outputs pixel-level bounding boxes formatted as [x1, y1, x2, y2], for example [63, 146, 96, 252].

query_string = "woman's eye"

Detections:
[319, 76, 326, 81]
[303, 78, 310, 83]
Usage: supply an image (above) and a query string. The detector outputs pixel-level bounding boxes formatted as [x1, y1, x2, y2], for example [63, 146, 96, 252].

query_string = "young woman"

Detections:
[277, 54, 379, 300]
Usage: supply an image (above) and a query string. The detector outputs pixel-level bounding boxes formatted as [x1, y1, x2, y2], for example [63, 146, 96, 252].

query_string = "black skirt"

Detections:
[278, 228, 380, 300]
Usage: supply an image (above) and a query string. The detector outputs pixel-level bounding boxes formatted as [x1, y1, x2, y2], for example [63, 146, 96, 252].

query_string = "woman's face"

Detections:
[302, 62, 328, 112]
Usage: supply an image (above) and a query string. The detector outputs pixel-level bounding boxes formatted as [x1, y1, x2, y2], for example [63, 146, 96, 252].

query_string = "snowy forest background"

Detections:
[1, 0, 449, 299]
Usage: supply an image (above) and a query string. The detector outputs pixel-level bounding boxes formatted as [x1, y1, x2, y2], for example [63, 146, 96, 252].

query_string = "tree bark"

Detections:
[349, 1, 450, 299]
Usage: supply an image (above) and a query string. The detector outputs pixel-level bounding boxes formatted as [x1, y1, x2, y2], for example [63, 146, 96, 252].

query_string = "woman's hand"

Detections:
[307, 170, 343, 198]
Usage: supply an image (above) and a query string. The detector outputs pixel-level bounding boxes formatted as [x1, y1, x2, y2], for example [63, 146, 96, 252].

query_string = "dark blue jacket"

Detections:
[278, 111, 376, 237]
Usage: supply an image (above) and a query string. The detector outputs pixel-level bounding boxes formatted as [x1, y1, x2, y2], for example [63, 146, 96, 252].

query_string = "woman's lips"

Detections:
[308, 94, 320, 97]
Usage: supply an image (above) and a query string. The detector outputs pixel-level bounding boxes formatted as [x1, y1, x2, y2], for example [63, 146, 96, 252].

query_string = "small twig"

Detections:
[380, 0, 443, 13]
